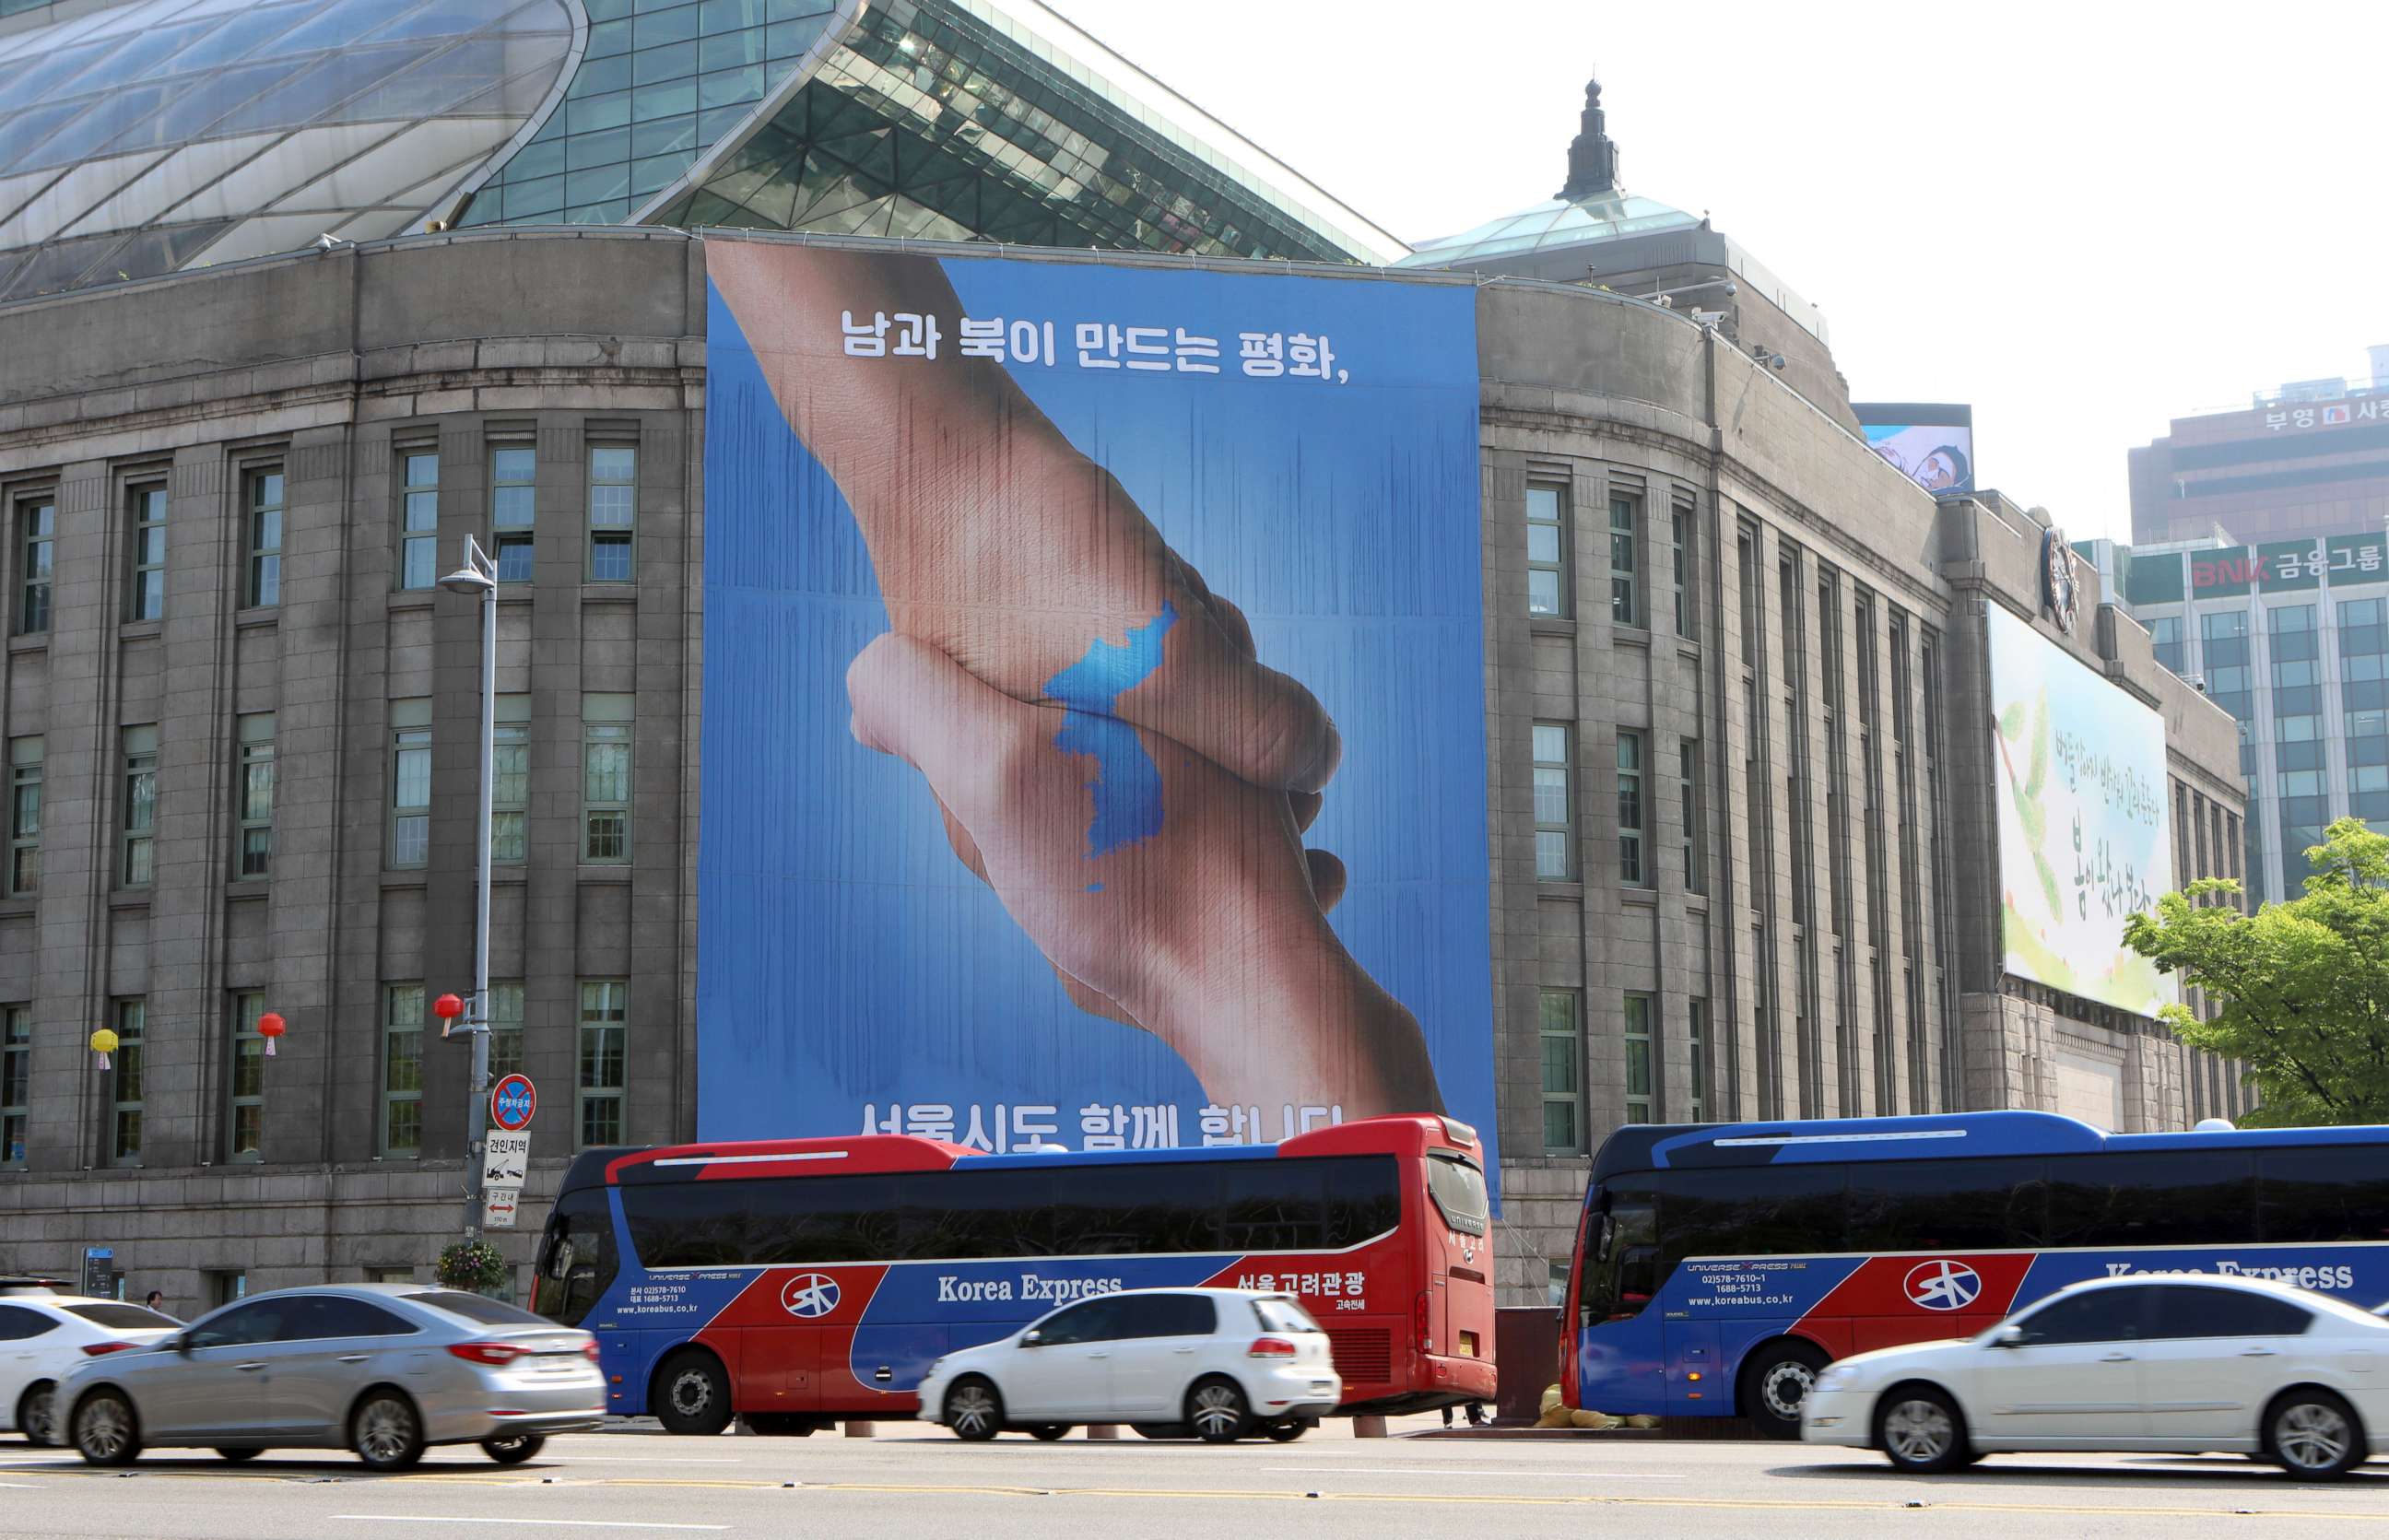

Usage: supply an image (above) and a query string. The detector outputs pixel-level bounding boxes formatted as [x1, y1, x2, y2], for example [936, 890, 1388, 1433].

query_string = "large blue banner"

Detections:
[698, 238, 1492, 1176]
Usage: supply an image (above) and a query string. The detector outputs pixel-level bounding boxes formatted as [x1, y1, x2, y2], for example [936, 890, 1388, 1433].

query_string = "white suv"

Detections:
[917, 1288, 1340, 1443]
[0, 1288, 180, 1445]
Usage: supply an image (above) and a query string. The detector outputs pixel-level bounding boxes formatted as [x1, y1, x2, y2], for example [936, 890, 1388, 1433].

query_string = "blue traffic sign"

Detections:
[490, 1074, 537, 1132]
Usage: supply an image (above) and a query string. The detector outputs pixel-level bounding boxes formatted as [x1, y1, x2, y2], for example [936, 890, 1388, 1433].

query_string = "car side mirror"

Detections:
[1020, 1329, 1043, 1347]
[1993, 1325, 2025, 1349]
[174, 1333, 194, 1356]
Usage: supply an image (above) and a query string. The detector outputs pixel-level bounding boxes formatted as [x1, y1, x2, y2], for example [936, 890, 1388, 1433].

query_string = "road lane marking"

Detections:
[1273, 1464, 1687, 1479]
[337, 1518, 727, 1532]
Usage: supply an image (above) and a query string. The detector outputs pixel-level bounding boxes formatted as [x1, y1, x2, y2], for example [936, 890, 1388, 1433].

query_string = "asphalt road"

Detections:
[7, 1419, 2389, 1538]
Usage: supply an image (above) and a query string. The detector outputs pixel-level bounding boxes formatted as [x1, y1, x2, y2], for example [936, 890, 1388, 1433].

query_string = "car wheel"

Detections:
[1742, 1338, 1830, 1440]
[72, 1389, 141, 1467]
[2266, 1388, 2365, 1481]
[653, 1350, 734, 1437]
[743, 1415, 817, 1437]
[1265, 1419, 1309, 1442]
[1130, 1422, 1189, 1440]
[214, 1447, 265, 1463]
[17, 1381, 56, 1447]
[1873, 1384, 1972, 1475]
[1187, 1377, 1251, 1444]
[351, 1389, 427, 1472]
[481, 1435, 546, 1465]
[944, 1377, 1003, 1442]
[1029, 1424, 1069, 1441]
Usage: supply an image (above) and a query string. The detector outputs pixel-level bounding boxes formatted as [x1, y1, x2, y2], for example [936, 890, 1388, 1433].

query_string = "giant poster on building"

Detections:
[698, 239, 1495, 1176]
[1987, 605, 2175, 1016]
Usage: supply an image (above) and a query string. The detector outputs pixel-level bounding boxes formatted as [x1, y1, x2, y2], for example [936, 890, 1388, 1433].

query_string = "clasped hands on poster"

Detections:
[711, 244, 1443, 1122]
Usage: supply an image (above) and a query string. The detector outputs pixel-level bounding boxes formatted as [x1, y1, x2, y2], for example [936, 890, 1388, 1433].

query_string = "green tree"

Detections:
[2124, 817, 2389, 1126]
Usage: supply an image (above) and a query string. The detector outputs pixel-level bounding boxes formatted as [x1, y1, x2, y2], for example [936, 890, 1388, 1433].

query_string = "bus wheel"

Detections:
[1741, 1338, 1829, 1440]
[944, 1378, 1004, 1442]
[653, 1350, 734, 1437]
[1130, 1423, 1189, 1440]
[743, 1415, 816, 1437]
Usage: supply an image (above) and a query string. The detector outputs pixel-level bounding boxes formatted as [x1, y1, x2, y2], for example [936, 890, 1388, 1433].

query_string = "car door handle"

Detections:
[235, 1361, 266, 1372]
[1088, 1352, 1110, 1360]
[1172, 1346, 1195, 1355]
[2241, 1347, 2277, 1358]
[338, 1354, 371, 1364]
[2100, 1352, 2133, 1362]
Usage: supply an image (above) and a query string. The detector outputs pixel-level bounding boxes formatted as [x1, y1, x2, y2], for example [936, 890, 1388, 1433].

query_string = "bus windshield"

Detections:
[1425, 1153, 1488, 1236]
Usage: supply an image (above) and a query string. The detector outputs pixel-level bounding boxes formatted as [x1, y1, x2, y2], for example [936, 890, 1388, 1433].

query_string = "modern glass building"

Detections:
[2096, 526, 2389, 903]
[0, 0, 1405, 300]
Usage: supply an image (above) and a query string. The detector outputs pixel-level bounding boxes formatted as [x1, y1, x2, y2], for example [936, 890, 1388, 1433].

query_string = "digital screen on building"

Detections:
[1855, 402, 1975, 493]
[1988, 606, 2175, 1017]
[697, 240, 1496, 1175]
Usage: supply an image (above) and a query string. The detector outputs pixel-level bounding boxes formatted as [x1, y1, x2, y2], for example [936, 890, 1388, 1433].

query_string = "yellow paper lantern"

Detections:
[89, 1028, 119, 1068]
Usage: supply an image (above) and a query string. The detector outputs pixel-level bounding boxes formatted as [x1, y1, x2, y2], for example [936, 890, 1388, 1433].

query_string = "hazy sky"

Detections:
[1050, 0, 2389, 542]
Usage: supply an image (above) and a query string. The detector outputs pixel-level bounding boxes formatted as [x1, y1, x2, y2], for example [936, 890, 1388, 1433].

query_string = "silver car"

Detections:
[56, 1285, 603, 1470]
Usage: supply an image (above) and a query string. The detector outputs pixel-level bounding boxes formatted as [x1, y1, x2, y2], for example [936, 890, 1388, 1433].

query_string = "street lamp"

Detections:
[439, 536, 499, 1240]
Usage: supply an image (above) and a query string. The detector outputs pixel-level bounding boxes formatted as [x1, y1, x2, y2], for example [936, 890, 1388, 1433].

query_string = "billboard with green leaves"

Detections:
[1988, 605, 2176, 1017]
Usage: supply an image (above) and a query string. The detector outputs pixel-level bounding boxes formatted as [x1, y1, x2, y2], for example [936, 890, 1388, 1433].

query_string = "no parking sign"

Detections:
[490, 1074, 536, 1132]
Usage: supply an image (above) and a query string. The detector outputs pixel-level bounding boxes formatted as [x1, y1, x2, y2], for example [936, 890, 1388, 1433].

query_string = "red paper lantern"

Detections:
[256, 1011, 285, 1059]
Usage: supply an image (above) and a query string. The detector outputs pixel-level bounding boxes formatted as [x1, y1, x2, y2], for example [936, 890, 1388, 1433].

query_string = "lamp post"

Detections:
[438, 535, 499, 1240]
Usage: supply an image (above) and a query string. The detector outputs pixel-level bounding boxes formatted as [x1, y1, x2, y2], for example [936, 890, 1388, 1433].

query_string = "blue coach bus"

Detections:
[1561, 1111, 2389, 1437]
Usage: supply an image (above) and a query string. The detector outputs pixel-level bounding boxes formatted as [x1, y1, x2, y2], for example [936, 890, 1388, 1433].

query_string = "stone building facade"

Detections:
[0, 229, 2246, 1314]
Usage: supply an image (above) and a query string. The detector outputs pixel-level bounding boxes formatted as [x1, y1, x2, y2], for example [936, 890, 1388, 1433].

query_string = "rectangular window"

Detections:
[583, 693, 633, 862]
[1609, 495, 1640, 626]
[111, 998, 145, 1165]
[1, 1005, 28, 1168]
[126, 485, 167, 621]
[578, 980, 628, 1147]
[1624, 993, 1654, 1123]
[1672, 503, 1695, 637]
[245, 469, 283, 607]
[228, 992, 266, 1162]
[382, 984, 424, 1157]
[1688, 998, 1710, 1121]
[588, 444, 636, 582]
[237, 712, 275, 878]
[1680, 737, 1706, 894]
[7, 736, 41, 897]
[16, 498, 53, 635]
[390, 699, 430, 868]
[488, 981, 526, 1082]
[1533, 722, 1573, 880]
[490, 445, 535, 582]
[1526, 483, 1569, 618]
[1539, 988, 1581, 1153]
[399, 451, 439, 590]
[1617, 730, 1645, 886]
[491, 694, 531, 864]
[120, 725, 157, 888]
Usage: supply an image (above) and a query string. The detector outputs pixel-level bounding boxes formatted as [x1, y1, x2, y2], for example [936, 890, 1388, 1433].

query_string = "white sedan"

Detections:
[0, 1288, 180, 1445]
[1803, 1273, 2389, 1479]
[917, 1288, 1341, 1443]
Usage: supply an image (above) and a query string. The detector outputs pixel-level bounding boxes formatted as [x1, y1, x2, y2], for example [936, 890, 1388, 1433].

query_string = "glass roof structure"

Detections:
[0, 0, 575, 299]
[0, 0, 1404, 300]
[1396, 189, 1701, 270]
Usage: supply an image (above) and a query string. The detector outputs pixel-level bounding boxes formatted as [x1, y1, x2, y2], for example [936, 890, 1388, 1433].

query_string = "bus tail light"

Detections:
[1415, 1291, 1430, 1353]
[1247, 1336, 1300, 1358]
[449, 1342, 531, 1366]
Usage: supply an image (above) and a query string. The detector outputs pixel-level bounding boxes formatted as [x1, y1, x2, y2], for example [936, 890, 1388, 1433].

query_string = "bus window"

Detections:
[535, 1187, 616, 1326]
[1579, 1181, 1655, 1328]
[2260, 1146, 2389, 1244]
[1424, 1154, 1489, 1237]
[1322, 1157, 1402, 1248]
[1656, 1165, 1844, 1263]
[1845, 1157, 2054, 1252]
[1220, 1161, 1329, 1252]
[2047, 1151, 2258, 1248]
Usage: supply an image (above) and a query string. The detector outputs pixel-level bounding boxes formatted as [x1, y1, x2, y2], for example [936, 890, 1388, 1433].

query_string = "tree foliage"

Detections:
[2124, 817, 2389, 1126]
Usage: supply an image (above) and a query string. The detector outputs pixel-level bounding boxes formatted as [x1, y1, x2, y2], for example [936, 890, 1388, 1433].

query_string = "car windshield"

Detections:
[64, 1303, 178, 1331]
[403, 1290, 550, 1327]
[1253, 1297, 1324, 1333]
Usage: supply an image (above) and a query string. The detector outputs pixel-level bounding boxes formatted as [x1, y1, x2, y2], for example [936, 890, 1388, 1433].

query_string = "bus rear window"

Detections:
[1426, 1154, 1488, 1237]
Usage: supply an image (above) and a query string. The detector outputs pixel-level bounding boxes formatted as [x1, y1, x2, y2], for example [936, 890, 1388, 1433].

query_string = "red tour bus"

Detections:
[533, 1113, 1495, 1432]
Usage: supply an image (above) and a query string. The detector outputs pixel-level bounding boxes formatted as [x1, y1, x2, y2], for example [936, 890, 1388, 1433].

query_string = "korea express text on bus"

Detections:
[533, 1113, 1493, 1429]
[1562, 1111, 2389, 1436]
